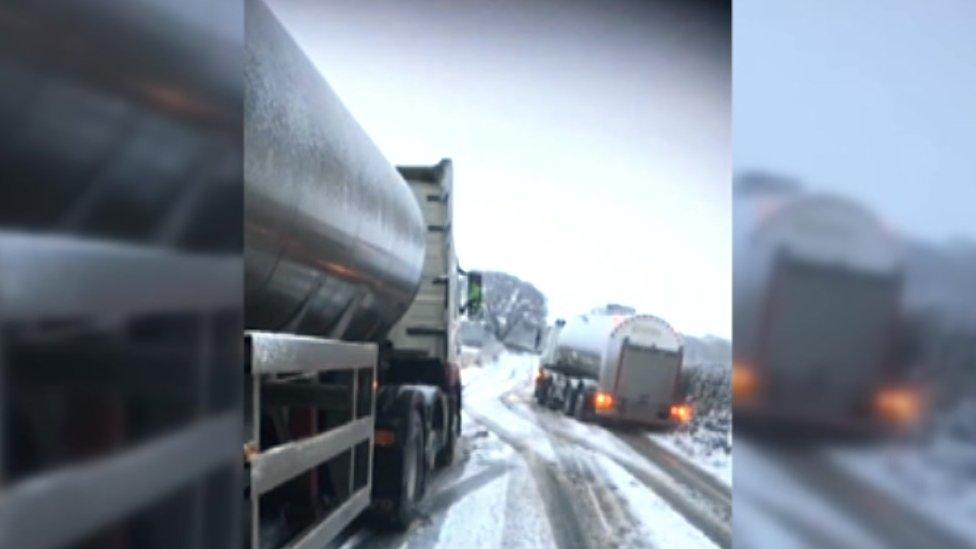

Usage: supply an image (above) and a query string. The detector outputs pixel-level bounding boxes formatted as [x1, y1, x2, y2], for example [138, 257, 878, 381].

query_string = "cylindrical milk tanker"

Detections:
[732, 184, 901, 367]
[541, 310, 686, 426]
[732, 178, 914, 428]
[552, 312, 683, 380]
[551, 313, 620, 378]
[245, 0, 426, 340]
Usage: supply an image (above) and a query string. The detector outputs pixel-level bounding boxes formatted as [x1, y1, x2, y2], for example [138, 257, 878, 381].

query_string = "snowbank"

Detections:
[829, 398, 976, 541]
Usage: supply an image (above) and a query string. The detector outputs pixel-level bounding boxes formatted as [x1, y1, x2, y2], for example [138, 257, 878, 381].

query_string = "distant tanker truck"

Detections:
[732, 176, 923, 432]
[534, 307, 692, 427]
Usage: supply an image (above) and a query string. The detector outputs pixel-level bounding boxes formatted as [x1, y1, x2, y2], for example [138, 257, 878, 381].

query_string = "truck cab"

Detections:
[371, 159, 471, 524]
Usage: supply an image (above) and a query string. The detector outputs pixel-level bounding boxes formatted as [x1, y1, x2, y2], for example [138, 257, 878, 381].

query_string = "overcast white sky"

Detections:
[735, 0, 976, 244]
[270, 0, 731, 338]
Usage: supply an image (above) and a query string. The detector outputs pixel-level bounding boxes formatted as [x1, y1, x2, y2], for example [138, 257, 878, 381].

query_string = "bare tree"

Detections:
[482, 271, 547, 343]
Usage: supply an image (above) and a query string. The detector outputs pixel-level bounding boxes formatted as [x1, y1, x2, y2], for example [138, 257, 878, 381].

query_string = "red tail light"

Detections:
[670, 403, 694, 423]
[874, 386, 923, 426]
[594, 391, 615, 413]
[733, 362, 760, 404]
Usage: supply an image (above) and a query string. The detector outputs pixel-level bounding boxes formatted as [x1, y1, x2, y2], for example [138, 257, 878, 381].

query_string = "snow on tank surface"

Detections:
[556, 313, 622, 359]
[754, 194, 900, 274]
[555, 312, 682, 367]
[611, 315, 682, 352]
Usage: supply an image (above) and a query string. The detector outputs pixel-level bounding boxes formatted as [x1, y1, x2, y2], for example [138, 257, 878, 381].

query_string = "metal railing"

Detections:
[0, 232, 243, 549]
[246, 331, 376, 548]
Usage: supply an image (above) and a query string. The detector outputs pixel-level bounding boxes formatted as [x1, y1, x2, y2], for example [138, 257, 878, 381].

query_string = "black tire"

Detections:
[545, 382, 561, 410]
[534, 380, 548, 405]
[435, 404, 459, 468]
[392, 410, 426, 529]
[563, 384, 577, 416]
[573, 389, 588, 420]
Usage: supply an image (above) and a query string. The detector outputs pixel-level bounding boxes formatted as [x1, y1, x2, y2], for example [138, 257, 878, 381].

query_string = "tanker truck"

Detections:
[243, 1, 480, 546]
[534, 307, 692, 428]
[732, 174, 923, 432]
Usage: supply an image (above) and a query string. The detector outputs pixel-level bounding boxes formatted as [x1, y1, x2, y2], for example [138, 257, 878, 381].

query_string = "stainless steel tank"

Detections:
[0, 0, 242, 247]
[245, 0, 426, 340]
[553, 312, 682, 380]
[732, 179, 900, 365]
[552, 313, 620, 379]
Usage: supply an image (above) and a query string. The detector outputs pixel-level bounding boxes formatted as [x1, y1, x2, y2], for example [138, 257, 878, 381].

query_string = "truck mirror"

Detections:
[466, 271, 483, 317]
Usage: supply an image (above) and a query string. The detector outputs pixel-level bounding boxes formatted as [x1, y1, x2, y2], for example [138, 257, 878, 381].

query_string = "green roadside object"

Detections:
[467, 271, 483, 316]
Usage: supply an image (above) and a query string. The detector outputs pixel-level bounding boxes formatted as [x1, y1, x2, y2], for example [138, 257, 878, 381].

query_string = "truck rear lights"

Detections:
[594, 391, 615, 412]
[670, 403, 694, 423]
[874, 387, 923, 426]
[374, 429, 396, 447]
[732, 362, 760, 403]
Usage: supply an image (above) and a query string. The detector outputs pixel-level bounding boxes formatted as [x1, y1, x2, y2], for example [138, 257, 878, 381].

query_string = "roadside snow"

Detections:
[732, 494, 810, 549]
[829, 435, 976, 542]
[648, 430, 732, 487]
[735, 442, 886, 549]
[667, 360, 733, 487]
[594, 453, 718, 548]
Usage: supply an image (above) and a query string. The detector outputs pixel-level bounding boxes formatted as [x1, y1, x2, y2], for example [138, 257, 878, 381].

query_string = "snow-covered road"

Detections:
[734, 432, 973, 549]
[333, 351, 973, 549]
[338, 352, 729, 549]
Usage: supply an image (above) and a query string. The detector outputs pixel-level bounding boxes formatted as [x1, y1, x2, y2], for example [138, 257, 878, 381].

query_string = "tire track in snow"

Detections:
[573, 451, 653, 548]
[505, 392, 731, 548]
[613, 430, 731, 512]
[500, 460, 559, 549]
[541, 425, 657, 549]
[338, 428, 514, 549]
[771, 445, 970, 549]
[463, 405, 597, 549]
[547, 436, 620, 547]
[734, 487, 859, 549]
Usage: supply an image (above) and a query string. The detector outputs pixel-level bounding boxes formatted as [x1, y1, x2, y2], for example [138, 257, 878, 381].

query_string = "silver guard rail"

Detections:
[246, 331, 377, 549]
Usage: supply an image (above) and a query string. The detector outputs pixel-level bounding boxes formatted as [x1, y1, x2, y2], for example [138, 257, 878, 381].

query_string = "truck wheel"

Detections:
[545, 383, 561, 410]
[534, 381, 548, 405]
[555, 384, 566, 410]
[573, 390, 587, 420]
[392, 410, 426, 528]
[563, 385, 577, 416]
[435, 407, 459, 468]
